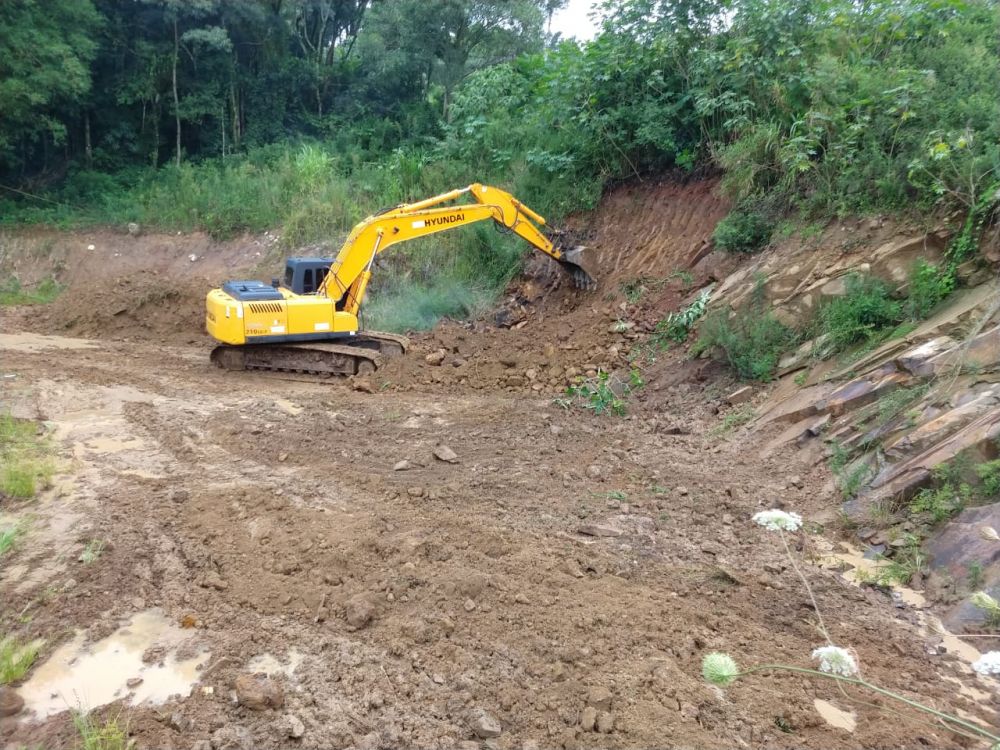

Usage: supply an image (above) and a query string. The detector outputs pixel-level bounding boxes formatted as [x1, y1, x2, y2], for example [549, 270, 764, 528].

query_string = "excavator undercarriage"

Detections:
[210, 331, 408, 377]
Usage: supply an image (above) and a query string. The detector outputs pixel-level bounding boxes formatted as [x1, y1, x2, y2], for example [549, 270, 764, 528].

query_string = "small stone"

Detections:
[0, 687, 24, 717]
[468, 708, 502, 738]
[87, 244, 96, 251]
[211, 725, 253, 750]
[189, 253, 198, 262]
[126, 677, 143, 688]
[676, 486, 689, 496]
[596, 712, 614, 733]
[393, 460, 413, 471]
[586, 464, 602, 478]
[425, 350, 447, 366]
[576, 524, 622, 538]
[725, 386, 753, 405]
[278, 452, 288, 462]
[345, 595, 376, 629]
[407, 486, 425, 497]
[580, 706, 597, 731]
[586, 685, 613, 711]
[434, 445, 459, 463]
[169, 712, 193, 732]
[127, 222, 141, 236]
[233, 674, 283, 711]
[550, 424, 563, 436]
[788, 475, 803, 488]
[464, 598, 477, 612]
[170, 488, 190, 503]
[286, 714, 305, 739]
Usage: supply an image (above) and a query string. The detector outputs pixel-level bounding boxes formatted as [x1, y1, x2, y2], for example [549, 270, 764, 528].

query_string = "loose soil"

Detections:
[1, 181, 998, 750]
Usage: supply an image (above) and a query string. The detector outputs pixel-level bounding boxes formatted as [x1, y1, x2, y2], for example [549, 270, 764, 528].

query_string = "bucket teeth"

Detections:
[558, 246, 597, 290]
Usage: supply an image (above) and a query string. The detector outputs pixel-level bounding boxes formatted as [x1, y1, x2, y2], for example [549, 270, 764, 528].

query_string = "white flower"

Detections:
[752, 509, 803, 532]
[812, 646, 858, 677]
[973, 651, 1000, 676]
[701, 652, 739, 686]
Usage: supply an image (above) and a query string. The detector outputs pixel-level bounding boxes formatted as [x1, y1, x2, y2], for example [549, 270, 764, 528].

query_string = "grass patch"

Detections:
[0, 635, 41, 684]
[364, 275, 495, 332]
[0, 277, 61, 306]
[0, 414, 54, 500]
[711, 404, 756, 436]
[694, 305, 797, 382]
[79, 539, 106, 565]
[74, 709, 131, 750]
[0, 522, 26, 556]
[556, 368, 644, 416]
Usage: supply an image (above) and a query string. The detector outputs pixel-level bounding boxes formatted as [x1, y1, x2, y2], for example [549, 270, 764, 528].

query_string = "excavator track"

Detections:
[210, 332, 408, 378]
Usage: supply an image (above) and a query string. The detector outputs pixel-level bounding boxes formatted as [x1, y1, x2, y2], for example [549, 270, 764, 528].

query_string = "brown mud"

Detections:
[1, 181, 998, 749]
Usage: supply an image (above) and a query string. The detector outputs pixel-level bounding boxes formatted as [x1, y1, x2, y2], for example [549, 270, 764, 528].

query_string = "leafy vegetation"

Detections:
[0, 635, 40, 685]
[694, 285, 798, 382]
[0, 277, 62, 306]
[0, 522, 25, 557]
[818, 275, 904, 352]
[0, 414, 54, 500]
[74, 709, 131, 750]
[712, 210, 774, 254]
[558, 368, 644, 416]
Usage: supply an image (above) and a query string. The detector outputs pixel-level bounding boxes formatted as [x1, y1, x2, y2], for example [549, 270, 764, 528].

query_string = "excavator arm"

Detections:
[317, 183, 595, 315]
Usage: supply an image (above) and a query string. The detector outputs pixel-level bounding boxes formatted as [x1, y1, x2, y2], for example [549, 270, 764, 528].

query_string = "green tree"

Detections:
[0, 0, 101, 170]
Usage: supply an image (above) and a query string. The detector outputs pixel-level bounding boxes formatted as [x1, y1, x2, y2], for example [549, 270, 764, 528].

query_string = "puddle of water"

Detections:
[814, 698, 856, 731]
[79, 436, 148, 456]
[819, 542, 927, 608]
[0, 333, 97, 352]
[247, 650, 304, 679]
[19, 610, 209, 719]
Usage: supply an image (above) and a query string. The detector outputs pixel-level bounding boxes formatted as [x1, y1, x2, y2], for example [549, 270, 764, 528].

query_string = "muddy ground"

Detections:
[2, 181, 998, 749]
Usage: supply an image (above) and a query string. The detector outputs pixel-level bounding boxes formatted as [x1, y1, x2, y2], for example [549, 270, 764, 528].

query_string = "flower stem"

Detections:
[738, 664, 1000, 744]
[779, 529, 833, 646]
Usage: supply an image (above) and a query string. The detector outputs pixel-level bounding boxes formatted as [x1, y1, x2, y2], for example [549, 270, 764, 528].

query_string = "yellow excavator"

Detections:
[205, 183, 595, 376]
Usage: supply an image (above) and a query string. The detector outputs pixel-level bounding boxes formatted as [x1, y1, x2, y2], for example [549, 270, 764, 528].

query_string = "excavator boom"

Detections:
[205, 183, 595, 377]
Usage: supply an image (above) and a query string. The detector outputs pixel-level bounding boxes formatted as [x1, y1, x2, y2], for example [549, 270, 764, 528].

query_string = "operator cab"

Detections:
[281, 257, 334, 295]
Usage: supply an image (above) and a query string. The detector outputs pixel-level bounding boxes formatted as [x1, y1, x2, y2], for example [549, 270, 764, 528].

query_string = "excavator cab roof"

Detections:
[284, 257, 334, 295]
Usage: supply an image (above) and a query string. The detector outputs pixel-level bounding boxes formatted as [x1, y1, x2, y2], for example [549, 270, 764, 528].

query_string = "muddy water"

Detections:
[247, 649, 304, 679]
[19, 609, 209, 719]
[0, 333, 97, 352]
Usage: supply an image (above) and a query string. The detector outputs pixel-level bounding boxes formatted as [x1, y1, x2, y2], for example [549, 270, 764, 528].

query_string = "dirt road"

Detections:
[1, 182, 997, 748]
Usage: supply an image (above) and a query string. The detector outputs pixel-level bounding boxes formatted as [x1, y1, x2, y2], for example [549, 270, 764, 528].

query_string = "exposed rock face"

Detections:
[707, 223, 1000, 628]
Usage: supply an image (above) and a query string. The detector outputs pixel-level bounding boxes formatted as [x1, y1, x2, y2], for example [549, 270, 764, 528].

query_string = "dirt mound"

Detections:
[36, 272, 212, 344]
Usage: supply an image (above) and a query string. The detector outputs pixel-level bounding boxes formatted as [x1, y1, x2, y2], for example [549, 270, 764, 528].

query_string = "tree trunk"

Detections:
[230, 84, 241, 151]
[221, 101, 226, 158]
[173, 19, 181, 167]
[84, 112, 93, 169]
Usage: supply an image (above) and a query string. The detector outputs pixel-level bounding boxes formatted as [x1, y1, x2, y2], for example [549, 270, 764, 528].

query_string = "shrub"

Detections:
[904, 259, 954, 319]
[819, 274, 902, 351]
[712, 210, 774, 254]
[695, 307, 797, 381]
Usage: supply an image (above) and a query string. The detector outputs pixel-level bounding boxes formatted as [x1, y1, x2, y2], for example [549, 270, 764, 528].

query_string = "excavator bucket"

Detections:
[558, 246, 597, 290]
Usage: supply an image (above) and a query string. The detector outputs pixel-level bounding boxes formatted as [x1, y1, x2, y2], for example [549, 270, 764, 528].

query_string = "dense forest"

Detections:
[1, 0, 998, 325]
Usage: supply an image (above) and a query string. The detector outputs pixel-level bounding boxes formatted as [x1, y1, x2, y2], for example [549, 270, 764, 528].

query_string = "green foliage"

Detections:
[695, 296, 797, 381]
[905, 260, 955, 320]
[364, 275, 494, 333]
[0, 635, 40, 684]
[711, 404, 756, 436]
[875, 384, 930, 428]
[0, 414, 54, 500]
[819, 274, 903, 351]
[0, 523, 25, 557]
[73, 709, 130, 750]
[909, 482, 971, 525]
[712, 210, 773, 254]
[975, 459, 1000, 498]
[646, 286, 713, 352]
[0, 277, 62, 306]
[561, 369, 643, 416]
